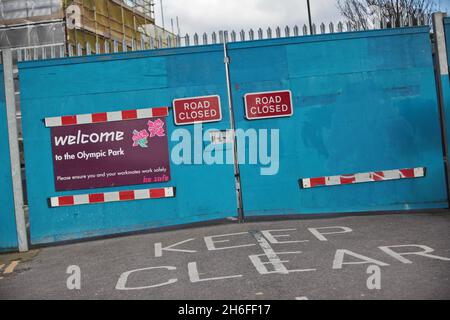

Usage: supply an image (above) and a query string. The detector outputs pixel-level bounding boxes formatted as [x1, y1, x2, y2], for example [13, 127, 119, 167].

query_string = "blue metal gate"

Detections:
[16, 25, 450, 246]
[228, 27, 448, 217]
[19, 45, 237, 245]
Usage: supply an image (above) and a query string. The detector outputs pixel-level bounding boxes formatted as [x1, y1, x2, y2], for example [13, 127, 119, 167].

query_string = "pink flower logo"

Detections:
[132, 129, 149, 148]
[148, 119, 165, 137]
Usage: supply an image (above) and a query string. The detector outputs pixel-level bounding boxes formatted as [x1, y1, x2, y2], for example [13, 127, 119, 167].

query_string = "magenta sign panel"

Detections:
[51, 117, 171, 192]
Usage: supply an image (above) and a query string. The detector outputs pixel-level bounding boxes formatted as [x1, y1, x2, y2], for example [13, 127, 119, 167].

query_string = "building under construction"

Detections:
[0, 0, 174, 55]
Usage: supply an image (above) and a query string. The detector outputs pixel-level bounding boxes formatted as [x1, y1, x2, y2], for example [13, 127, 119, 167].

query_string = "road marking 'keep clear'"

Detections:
[113, 226, 450, 291]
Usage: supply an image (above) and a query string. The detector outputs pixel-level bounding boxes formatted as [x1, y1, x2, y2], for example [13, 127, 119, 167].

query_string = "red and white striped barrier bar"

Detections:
[49, 187, 175, 208]
[45, 107, 169, 128]
[301, 167, 426, 189]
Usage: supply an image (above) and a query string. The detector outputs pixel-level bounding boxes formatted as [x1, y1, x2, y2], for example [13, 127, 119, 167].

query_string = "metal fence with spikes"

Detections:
[9, 14, 433, 62]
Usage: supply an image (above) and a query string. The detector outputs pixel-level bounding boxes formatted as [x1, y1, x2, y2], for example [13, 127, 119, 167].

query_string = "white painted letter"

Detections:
[379, 245, 450, 264]
[309, 226, 353, 241]
[155, 239, 197, 258]
[116, 266, 177, 290]
[249, 252, 316, 275]
[260, 229, 308, 244]
[249, 231, 316, 275]
[204, 232, 256, 251]
[188, 262, 242, 283]
[333, 249, 389, 269]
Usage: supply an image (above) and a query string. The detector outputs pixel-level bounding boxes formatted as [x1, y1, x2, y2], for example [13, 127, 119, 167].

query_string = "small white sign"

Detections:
[210, 130, 234, 145]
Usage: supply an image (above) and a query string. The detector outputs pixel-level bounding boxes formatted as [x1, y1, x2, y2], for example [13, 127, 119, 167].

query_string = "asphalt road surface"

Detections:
[1, 211, 450, 300]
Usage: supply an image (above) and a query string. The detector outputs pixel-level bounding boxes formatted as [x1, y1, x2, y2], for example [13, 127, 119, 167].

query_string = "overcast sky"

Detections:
[154, 0, 450, 35]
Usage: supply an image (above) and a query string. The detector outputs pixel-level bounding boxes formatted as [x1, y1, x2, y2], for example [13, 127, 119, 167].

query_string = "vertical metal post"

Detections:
[432, 12, 450, 204]
[2, 49, 28, 252]
[223, 42, 244, 223]
[307, 0, 313, 35]
[176, 16, 181, 36]
[160, 0, 166, 34]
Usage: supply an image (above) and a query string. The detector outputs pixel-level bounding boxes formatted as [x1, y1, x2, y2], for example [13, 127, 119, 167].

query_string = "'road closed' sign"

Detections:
[173, 95, 222, 125]
[245, 90, 293, 120]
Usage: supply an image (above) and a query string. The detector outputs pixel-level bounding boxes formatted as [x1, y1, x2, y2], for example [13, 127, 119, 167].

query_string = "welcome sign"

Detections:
[48, 109, 171, 192]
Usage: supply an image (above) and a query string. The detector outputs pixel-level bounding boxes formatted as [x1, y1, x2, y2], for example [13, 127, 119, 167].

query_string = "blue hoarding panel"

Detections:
[228, 27, 448, 216]
[19, 45, 237, 245]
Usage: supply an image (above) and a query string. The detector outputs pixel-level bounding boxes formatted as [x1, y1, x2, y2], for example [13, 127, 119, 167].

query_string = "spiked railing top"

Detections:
[9, 14, 432, 62]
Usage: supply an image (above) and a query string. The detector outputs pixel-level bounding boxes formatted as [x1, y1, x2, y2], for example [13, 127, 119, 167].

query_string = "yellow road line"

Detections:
[3, 261, 19, 274]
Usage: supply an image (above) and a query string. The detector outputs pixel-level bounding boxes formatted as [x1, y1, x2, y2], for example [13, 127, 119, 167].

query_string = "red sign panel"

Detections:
[173, 95, 222, 125]
[244, 90, 293, 120]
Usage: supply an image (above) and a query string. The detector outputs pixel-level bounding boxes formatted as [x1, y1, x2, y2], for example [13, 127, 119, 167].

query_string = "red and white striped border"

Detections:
[49, 187, 175, 208]
[301, 167, 426, 189]
[45, 107, 169, 128]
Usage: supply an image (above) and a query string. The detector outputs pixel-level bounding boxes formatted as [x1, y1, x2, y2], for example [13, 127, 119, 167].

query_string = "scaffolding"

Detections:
[0, 0, 63, 25]
[64, 0, 157, 53]
[0, 0, 174, 52]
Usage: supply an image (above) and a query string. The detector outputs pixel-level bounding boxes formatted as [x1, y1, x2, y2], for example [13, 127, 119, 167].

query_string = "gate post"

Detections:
[2, 49, 28, 252]
[223, 41, 245, 223]
[432, 12, 450, 204]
